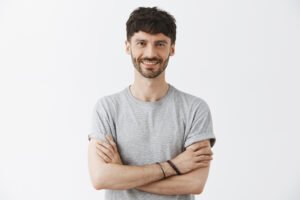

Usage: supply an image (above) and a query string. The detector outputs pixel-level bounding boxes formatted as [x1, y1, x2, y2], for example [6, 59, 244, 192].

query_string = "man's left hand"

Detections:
[95, 135, 123, 165]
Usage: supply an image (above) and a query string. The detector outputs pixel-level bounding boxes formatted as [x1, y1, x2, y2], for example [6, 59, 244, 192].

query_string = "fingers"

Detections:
[105, 135, 118, 152]
[187, 140, 211, 151]
[193, 147, 213, 163]
[194, 154, 213, 162]
[95, 135, 118, 162]
[99, 141, 115, 153]
[96, 140, 114, 160]
[196, 161, 210, 168]
[194, 147, 213, 156]
[96, 148, 112, 163]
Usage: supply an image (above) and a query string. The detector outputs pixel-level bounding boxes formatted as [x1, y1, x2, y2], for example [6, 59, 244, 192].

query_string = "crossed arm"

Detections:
[88, 136, 213, 195]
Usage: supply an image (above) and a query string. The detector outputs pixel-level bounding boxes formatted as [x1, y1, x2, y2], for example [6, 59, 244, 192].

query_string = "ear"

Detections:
[170, 44, 175, 56]
[125, 40, 131, 55]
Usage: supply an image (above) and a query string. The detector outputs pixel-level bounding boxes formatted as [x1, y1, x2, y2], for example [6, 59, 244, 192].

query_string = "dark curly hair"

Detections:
[126, 7, 177, 44]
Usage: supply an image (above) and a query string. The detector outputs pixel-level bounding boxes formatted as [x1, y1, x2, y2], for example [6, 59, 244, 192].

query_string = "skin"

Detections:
[128, 32, 173, 79]
[95, 136, 213, 195]
[88, 31, 214, 195]
[125, 31, 174, 102]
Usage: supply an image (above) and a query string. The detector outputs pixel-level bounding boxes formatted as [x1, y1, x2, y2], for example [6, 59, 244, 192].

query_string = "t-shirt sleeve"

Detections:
[184, 101, 216, 148]
[88, 98, 115, 141]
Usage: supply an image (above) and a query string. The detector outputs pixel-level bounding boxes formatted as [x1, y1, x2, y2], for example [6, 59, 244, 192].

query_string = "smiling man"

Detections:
[88, 7, 216, 200]
[130, 31, 172, 79]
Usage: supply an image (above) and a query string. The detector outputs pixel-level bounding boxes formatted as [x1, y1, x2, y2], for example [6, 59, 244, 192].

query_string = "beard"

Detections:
[131, 53, 170, 79]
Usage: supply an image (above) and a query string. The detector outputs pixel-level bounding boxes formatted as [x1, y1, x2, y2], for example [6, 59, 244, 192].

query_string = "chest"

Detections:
[114, 104, 186, 165]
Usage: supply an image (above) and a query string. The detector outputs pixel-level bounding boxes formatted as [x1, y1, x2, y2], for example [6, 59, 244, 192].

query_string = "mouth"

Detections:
[140, 59, 161, 68]
[142, 60, 159, 65]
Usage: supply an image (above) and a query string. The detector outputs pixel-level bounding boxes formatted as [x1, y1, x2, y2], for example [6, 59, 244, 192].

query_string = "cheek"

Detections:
[131, 50, 142, 58]
[157, 49, 171, 58]
[131, 54, 140, 63]
[134, 54, 144, 61]
[160, 53, 170, 60]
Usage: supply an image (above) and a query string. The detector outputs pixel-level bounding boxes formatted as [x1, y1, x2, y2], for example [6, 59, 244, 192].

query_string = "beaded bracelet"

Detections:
[156, 162, 166, 178]
[167, 160, 181, 175]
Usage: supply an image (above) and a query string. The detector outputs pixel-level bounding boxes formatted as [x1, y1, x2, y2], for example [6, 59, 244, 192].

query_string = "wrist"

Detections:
[167, 160, 181, 175]
[161, 162, 177, 177]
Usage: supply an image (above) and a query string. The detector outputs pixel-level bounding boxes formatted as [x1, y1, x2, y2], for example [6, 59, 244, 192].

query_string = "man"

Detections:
[88, 7, 216, 200]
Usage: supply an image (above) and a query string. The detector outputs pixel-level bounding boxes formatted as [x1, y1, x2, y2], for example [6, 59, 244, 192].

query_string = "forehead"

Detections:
[130, 31, 171, 43]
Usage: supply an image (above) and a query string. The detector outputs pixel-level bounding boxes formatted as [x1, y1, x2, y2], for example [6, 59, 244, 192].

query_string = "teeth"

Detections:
[142, 61, 158, 64]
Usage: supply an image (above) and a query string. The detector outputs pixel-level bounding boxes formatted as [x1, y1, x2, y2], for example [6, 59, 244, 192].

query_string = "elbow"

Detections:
[90, 168, 111, 190]
[191, 187, 204, 195]
[92, 181, 104, 191]
[91, 172, 106, 190]
[190, 181, 205, 195]
[92, 183, 103, 191]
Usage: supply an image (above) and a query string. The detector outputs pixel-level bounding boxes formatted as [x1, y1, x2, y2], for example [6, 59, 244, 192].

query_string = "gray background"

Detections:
[0, 0, 299, 199]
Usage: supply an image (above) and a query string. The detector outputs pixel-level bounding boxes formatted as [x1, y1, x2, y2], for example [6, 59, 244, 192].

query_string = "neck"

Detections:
[130, 71, 169, 102]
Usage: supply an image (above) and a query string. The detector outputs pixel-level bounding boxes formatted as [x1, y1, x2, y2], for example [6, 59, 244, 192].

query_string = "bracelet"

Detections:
[167, 160, 181, 175]
[156, 162, 166, 179]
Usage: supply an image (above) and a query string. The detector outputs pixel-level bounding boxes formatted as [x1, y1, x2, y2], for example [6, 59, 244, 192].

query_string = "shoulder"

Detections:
[94, 88, 127, 112]
[172, 86, 210, 111]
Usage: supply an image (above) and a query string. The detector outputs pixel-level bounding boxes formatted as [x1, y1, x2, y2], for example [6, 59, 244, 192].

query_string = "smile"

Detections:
[141, 60, 160, 65]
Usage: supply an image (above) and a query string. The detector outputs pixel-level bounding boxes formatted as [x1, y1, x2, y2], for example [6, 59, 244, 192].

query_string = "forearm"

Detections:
[90, 138, 212, 192]
[89, 139, 167, 190]
[91, 140, 180, 190]
[136, 166, 210, 195]
[94, 163, 165, 190]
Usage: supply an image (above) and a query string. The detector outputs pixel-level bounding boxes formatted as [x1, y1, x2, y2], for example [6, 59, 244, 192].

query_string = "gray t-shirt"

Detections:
[89, 84, 216, 200]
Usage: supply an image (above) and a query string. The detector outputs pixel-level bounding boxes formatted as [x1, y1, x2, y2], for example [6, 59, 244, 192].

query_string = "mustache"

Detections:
[138, 57, 162, 63]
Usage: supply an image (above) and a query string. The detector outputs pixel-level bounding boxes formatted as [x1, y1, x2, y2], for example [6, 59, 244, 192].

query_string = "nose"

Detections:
[144, 44, 157, 58]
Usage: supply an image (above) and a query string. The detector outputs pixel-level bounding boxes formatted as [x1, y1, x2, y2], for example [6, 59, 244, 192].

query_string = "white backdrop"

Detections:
[0, 0, 299, 199]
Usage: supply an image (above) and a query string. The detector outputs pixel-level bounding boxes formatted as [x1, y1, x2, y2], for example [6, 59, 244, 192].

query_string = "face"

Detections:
[126, 31, 175, 79]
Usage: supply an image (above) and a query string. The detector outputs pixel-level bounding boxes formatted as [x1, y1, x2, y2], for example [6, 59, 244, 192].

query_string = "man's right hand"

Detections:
[171, 140, 213, 174]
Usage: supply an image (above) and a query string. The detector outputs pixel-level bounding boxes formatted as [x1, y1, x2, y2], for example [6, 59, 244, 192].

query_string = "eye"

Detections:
[136, 41, 146, 47]
[156, 42, 166, 47]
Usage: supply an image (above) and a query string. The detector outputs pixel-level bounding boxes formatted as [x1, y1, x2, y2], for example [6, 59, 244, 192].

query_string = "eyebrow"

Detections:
[134, 39, 169, 44]
[155, 40, 168, 44]
[134, 39, 146, 43]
